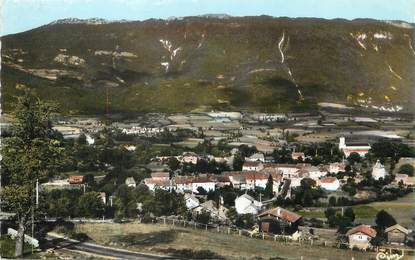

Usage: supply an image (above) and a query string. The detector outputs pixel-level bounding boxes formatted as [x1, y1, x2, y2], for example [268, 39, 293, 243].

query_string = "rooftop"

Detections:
[258, 207, 302, 223]
[346, 225, 377, 238]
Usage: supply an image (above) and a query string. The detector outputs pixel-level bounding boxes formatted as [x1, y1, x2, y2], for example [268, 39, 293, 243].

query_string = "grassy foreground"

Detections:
[73, 222, 376, 260]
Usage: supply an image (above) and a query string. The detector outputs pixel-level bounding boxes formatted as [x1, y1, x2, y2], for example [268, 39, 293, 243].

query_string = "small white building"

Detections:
[184, 193, 200, 210]
[246, 153, 265, 163]
[291, 152, 305, 161]
[319, 177, 340, 191]
[242, 161, 264, 171]
[85, 134, 95, 145]
[346, 225, 377, 250]
[178, 152, 199, 164]
[235, 194, 262, 215]
[124, 145, 136, 151]
[372, 160, 386, 180]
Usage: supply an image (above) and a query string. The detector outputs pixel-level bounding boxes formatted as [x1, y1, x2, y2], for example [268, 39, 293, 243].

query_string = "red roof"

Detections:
[258, 207, 302, 223]
[144, 178, 171, 186]
[320, 177, 339, 184]
[151, 172, 170, 178]
[222, 171, 281, 182]
[346, 225, 377, 238]
[68, 176, 85, 184]
[174, 176, 194, 184]
[243, 161, 262, 167]
[263, 163, 310, 169]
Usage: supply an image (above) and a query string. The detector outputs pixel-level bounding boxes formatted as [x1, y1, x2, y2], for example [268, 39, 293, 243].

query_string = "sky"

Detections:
[1, 0, 414, 36]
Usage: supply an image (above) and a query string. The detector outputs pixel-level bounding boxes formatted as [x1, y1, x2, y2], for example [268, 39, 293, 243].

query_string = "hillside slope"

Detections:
[2, 16, 414, 114]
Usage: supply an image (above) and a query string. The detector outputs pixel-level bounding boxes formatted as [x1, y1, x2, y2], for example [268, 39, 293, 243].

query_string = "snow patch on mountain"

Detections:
[387, 63, 402, 80]
[159, 39, 183, 73]
[278, 32, 285, 63]
[277, 31, 303, 100]
[350, 33, 367, 50]
[404, 34, 415, 56]
[373, 32, 392, 40]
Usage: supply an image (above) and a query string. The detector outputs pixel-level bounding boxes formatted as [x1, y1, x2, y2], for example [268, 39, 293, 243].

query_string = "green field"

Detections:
[299, 193, 415, 229]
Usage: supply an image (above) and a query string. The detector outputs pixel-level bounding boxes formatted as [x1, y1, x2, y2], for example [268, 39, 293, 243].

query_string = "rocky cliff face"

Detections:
[2, 16, 414, 114]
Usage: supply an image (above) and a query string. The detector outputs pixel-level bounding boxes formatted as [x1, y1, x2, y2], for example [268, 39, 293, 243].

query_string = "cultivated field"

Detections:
[357, 192, 415, 229]
[73, 222, 377, 260]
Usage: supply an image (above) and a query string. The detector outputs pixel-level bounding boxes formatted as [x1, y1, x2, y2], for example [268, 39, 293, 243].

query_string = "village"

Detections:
[12, 107, 410, 259]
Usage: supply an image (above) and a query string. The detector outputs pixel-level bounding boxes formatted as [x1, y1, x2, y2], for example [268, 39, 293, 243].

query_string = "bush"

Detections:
[160, 248, 224, 259]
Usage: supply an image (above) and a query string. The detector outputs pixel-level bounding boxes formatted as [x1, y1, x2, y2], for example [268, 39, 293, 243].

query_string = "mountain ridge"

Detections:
[2, 16, 414, 115]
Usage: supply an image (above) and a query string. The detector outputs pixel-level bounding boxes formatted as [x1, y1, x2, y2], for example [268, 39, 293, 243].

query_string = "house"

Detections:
[224, 171, 282, 191]
[229, 175, 247, 189]
[305, 165, 327, 180]
[346, 225, 377, 250]
[151, 172, 170, 180]
[68, 175, 85, 184]
[184, 193, 200, 210]
[235, 194, 262, 215]
[125, 177, 137, 188]
[328, 162, 346, 173]
[395, 174, 415, 186]
[179, 152, 199, 164]
[215, 176, 231, 188]
[246, 153, 265, 162]
[385, 224, 410, 245]
[191, 176, 216, 193]
[291, 152, 305, 161]
[263, 164, 306, 179]
[319, 177, 340, 191]
[372, 160, 386, 180]
[85, 134, 95, 145]
[174, 176, 193, 192]
[338, 137, 371, 157]
[257, 207, 302, 235]
[99, 192, 107, 205]
[144, 178, 172, 191]
[242, 161, 264, 171]
[193, 200, 228, 222]
[124, 145, 136, 151]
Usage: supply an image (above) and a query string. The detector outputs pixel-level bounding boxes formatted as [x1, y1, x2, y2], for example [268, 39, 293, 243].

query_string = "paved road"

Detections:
[47, 233, 165, 259]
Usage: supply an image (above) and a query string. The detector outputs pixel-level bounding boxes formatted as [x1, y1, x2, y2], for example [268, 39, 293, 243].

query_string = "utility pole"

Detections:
[36, 179, 39, 207]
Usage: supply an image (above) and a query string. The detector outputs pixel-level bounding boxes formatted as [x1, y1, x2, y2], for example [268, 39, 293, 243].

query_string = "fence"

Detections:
[153, 217, 332, 247]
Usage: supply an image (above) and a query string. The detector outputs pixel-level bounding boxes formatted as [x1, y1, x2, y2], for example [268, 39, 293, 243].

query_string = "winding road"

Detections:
[47, 233, 166, 259]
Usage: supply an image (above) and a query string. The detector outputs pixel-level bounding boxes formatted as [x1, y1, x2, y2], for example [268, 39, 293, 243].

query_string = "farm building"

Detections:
[257, 207, 302, 235]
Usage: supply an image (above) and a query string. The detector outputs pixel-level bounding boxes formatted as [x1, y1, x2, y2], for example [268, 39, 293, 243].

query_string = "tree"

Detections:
[329, 196, 337, 207]
[195, 209, 211, 224]
[398, 164, 414, 176]
[232, 152, 244, 171]
[77, 133, 87, 145]
[168, 157, 180, 171]
[78, 192, 105, 218]
[375, 210, 397, 230]
[264, 175, 274, 199]
[347, 152, 361, 165]
[1, 92, 63, 257]
[344, 207, 355, 222]
[197, 186, 207, 195]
